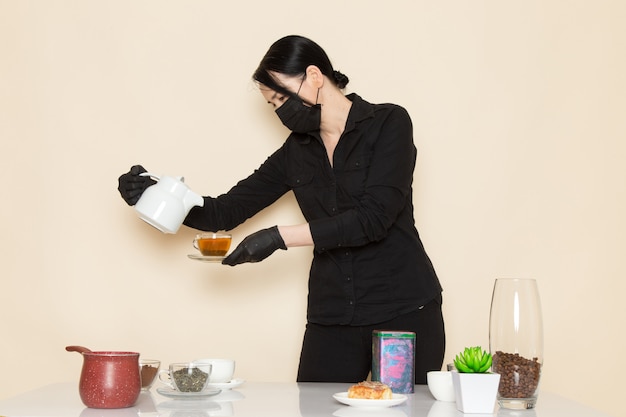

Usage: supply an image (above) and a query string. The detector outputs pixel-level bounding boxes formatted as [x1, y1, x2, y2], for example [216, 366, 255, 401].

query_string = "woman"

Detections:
[118, 35, 444, 384]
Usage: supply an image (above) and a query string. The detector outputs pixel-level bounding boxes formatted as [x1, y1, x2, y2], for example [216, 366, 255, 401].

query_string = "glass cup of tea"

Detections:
[193, 232, 232, 257]
[158, 363, 211, 392]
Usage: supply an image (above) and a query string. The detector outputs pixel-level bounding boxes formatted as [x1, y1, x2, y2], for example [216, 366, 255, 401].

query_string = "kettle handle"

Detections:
[140, 172, 185, 182]
[140, 172, 160, 181]
[66, 345, 92, 354]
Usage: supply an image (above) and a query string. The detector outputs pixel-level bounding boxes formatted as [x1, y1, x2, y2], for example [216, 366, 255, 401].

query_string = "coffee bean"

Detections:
[492, 351, 541, 398]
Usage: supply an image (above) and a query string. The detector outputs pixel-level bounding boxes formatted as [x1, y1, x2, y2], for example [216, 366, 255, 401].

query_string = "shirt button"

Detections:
[347, 276, 351, 281]
[331, 207, 337, 212]
[349, 300, 354, 305]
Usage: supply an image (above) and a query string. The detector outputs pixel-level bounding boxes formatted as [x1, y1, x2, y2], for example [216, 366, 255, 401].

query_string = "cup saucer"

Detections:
[205, 378, 245, 390]
[156, 387, 221, 399]
[187, 254, 225, 263]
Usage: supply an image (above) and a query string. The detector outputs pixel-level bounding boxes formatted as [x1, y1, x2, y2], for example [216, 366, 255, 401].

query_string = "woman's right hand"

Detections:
[117, 165, 156, 206]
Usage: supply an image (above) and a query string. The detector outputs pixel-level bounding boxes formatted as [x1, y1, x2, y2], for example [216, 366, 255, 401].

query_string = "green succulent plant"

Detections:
[453, 346, 492, 373]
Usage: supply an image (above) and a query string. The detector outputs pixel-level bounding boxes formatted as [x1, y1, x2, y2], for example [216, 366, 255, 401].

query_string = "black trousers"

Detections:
[296, 295, 445, 384]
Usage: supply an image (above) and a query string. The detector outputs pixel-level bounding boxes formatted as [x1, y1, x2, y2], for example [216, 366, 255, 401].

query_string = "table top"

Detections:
[0, 381, 613, 417]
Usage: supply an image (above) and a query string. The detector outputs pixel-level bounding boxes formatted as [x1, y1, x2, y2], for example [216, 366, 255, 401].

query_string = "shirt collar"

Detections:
[343, 93, 375, 133]
[295, 93, 375, 144]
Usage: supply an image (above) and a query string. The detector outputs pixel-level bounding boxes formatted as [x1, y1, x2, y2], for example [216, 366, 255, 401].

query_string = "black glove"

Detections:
[117, 165, 156, 206]
[222, 226, 287, 266]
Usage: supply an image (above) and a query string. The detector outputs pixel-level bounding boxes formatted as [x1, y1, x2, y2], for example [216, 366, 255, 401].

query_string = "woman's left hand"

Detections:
[222, 226, 287, 266]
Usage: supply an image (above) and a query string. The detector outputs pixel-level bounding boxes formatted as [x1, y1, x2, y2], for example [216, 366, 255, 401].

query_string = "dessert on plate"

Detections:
[347, 381, 392, 399]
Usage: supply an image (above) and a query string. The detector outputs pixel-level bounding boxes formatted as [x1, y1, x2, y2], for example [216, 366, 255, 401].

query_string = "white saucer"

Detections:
[206, 378, 245, 390]
[188, 254, 225, 263]
[156, 387, 221, 399]
[332, 392, 407, 408]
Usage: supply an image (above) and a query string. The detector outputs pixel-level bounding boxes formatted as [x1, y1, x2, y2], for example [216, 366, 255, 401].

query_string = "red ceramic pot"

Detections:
[77, 351, 141, 408]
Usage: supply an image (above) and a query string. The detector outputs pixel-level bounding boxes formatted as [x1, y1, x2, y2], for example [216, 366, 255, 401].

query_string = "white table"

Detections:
[0, 381, 614, 417]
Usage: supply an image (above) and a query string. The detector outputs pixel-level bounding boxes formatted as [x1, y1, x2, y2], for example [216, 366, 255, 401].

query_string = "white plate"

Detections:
[206, 378, 245, 390]
[332, 392, 407, 408]
[188, 254, 225, 263]
[156, 387, 221, 399]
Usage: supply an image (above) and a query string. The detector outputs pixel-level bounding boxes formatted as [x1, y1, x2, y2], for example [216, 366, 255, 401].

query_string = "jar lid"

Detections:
[372, 330, 416, 338]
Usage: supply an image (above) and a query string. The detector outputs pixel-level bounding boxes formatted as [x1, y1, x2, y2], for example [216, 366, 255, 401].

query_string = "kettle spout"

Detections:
[183, 190, 205, 211]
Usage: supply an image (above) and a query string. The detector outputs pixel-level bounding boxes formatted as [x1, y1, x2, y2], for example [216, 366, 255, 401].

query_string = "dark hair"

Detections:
[252, 35, 349, 97]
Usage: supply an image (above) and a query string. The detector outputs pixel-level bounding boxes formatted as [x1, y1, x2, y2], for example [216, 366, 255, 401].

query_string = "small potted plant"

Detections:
[451, 346, 501, 414]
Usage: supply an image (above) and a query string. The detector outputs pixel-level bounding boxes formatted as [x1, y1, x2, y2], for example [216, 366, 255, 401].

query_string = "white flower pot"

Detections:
[451, 371, 501, 414]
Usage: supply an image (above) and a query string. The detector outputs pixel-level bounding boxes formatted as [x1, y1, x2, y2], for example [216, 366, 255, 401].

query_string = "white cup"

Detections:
[427, 371, 455, 402]
[193, 358, 235, 383]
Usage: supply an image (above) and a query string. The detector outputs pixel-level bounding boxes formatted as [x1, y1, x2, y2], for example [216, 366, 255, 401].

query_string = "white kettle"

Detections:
[134, 173, 204, 234]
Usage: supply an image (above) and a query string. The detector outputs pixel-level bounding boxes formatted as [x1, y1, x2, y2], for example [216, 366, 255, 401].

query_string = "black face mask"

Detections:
[275, 96, 321, 133]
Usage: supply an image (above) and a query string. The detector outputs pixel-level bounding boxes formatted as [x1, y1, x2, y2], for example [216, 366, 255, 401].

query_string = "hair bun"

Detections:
[333, 70, 349, 89]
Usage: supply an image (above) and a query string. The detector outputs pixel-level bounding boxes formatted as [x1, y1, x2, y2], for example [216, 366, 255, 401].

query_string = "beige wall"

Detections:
[1, 1, 624, 416]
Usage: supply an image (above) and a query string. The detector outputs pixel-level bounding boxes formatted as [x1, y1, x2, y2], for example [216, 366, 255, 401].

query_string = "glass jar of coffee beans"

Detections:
[489, 278, 543, 409]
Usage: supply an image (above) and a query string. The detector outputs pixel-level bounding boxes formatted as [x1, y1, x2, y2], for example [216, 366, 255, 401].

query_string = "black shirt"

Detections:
[185, 93, 442, 325]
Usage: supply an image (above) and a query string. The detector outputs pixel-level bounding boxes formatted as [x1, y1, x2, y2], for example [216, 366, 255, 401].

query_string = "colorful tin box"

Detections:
[372, 330, 416, 393]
